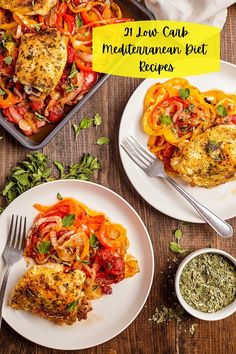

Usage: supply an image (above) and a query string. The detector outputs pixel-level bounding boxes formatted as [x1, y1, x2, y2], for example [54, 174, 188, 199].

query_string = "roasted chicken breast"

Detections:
[15, 29, 68, 94]
[171, 125, 236, 188]
[0, 0, 57, 16]
[9, 264, 92, 325]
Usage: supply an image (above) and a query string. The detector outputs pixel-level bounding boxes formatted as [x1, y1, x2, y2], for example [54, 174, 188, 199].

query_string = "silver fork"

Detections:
[121, 136, 233, 238]
[0, 215, 26, 328]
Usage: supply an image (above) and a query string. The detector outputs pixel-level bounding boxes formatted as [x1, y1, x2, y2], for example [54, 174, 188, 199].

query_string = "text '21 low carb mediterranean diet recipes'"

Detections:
[9, 197, 139, 325]
[0, 0, 131, 136]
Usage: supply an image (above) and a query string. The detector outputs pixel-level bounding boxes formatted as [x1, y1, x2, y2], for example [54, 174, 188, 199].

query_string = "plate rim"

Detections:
[118, 60, 236, 223]
[1, 179, 155, 350]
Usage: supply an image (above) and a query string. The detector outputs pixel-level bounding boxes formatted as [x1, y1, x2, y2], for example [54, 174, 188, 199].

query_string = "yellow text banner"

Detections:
[92, 21, 220, 78]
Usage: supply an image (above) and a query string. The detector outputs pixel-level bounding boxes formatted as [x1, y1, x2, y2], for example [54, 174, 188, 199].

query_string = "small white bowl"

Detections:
[175, 248, 236, 321]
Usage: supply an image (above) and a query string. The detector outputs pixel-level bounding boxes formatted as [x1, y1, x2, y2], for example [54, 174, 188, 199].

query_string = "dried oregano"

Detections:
[180, 253, 236, 313]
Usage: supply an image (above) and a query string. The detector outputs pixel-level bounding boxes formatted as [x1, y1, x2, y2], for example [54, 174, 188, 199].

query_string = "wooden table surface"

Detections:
[0, 5, 236, 354]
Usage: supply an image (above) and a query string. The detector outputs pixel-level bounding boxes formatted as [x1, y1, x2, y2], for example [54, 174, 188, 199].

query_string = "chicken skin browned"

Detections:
[0, 0, 57, 15]
[15, 29, 68, 94]
[171, 125, 236, 188]
[9, 264, 92, 325]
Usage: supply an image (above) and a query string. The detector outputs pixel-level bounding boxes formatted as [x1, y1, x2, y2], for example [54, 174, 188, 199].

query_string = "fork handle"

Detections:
[166, 176, 233, 238]
[0, 264, 11, 329]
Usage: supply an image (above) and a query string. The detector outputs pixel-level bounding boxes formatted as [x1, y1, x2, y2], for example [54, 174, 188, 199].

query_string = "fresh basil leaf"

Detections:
[72, 123, 80, 140]
[37, 241, 51, 255]
[80, 118, 93, 130]
[216, 105, 227, 117]
[67, 299, 79, 312]
[160, 115, 172, 125]
[0, 88, 5, 95]
[3, 56, 13, 65]
[93, 113, 102, 126]
[57, 192, 63, 200]
[62, 214, 75, 227]
[179, 88, 190, 100]
[96, 137, 110, 145]
[169, 242, 186, 254]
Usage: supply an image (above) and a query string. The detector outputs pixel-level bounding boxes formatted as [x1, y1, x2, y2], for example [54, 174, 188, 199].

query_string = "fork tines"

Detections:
[7, 215, 27, 251]
[121, 136, 155, 170]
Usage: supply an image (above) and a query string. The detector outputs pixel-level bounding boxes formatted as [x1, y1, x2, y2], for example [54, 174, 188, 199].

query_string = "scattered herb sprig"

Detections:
[169, 228, 188, 254]
[72, 113, 103, 140]
[0, 153, 100, 212]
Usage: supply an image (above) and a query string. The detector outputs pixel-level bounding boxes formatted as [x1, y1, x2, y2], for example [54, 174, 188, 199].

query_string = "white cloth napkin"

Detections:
[144, 0, 235, 28]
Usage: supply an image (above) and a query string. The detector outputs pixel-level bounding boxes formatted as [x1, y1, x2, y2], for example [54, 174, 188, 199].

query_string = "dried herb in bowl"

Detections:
[180, 253, 236, 313]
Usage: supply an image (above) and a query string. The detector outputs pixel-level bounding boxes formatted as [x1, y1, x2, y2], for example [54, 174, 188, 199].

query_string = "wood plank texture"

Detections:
[0, 5, 236, 354]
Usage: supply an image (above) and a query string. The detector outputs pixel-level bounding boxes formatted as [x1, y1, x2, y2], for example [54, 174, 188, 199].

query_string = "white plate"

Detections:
[119, 61, 236, 223]
[0, 180, 154, 350]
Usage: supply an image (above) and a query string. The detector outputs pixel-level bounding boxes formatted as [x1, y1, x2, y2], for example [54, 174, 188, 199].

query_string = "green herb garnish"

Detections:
[3, 56, 13, 65]
[67, 300, 79, 312]
[66, 82, 78, 93]
[68, 62, 78, 79]
[160, 115, 171, 125]
[0, 88, 5, 96]
[0, 153, 100, 210]
[62, 214, 75, 227]
[216, 105, 228, 117]
[174, 229, 183, 240]
[82, 260, 90, 264]
[96, 137, 110, 145]
[80, 117, 93, 129]
[169, 242, 186, 254]
[34, 23, 43, 32]
[179, 88, 190, 100]
[180, 253, 236, 313]
[35, 112, 50, 123]
[37, 241, 51, 255]
[206, 140, 221, 154]
[57, 192, 63, 200]
[72, 123, 80, 140]
[89, 234, 100, 248]
[76, 15, 83, 28]
[93, 113, 102, 126]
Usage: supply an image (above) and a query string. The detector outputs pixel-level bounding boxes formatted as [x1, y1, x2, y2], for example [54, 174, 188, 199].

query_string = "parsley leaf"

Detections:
[62, 214, 75, 227]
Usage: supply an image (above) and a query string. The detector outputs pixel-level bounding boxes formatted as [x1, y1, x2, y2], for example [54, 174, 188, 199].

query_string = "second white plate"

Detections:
[119, 61, 236, 223]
